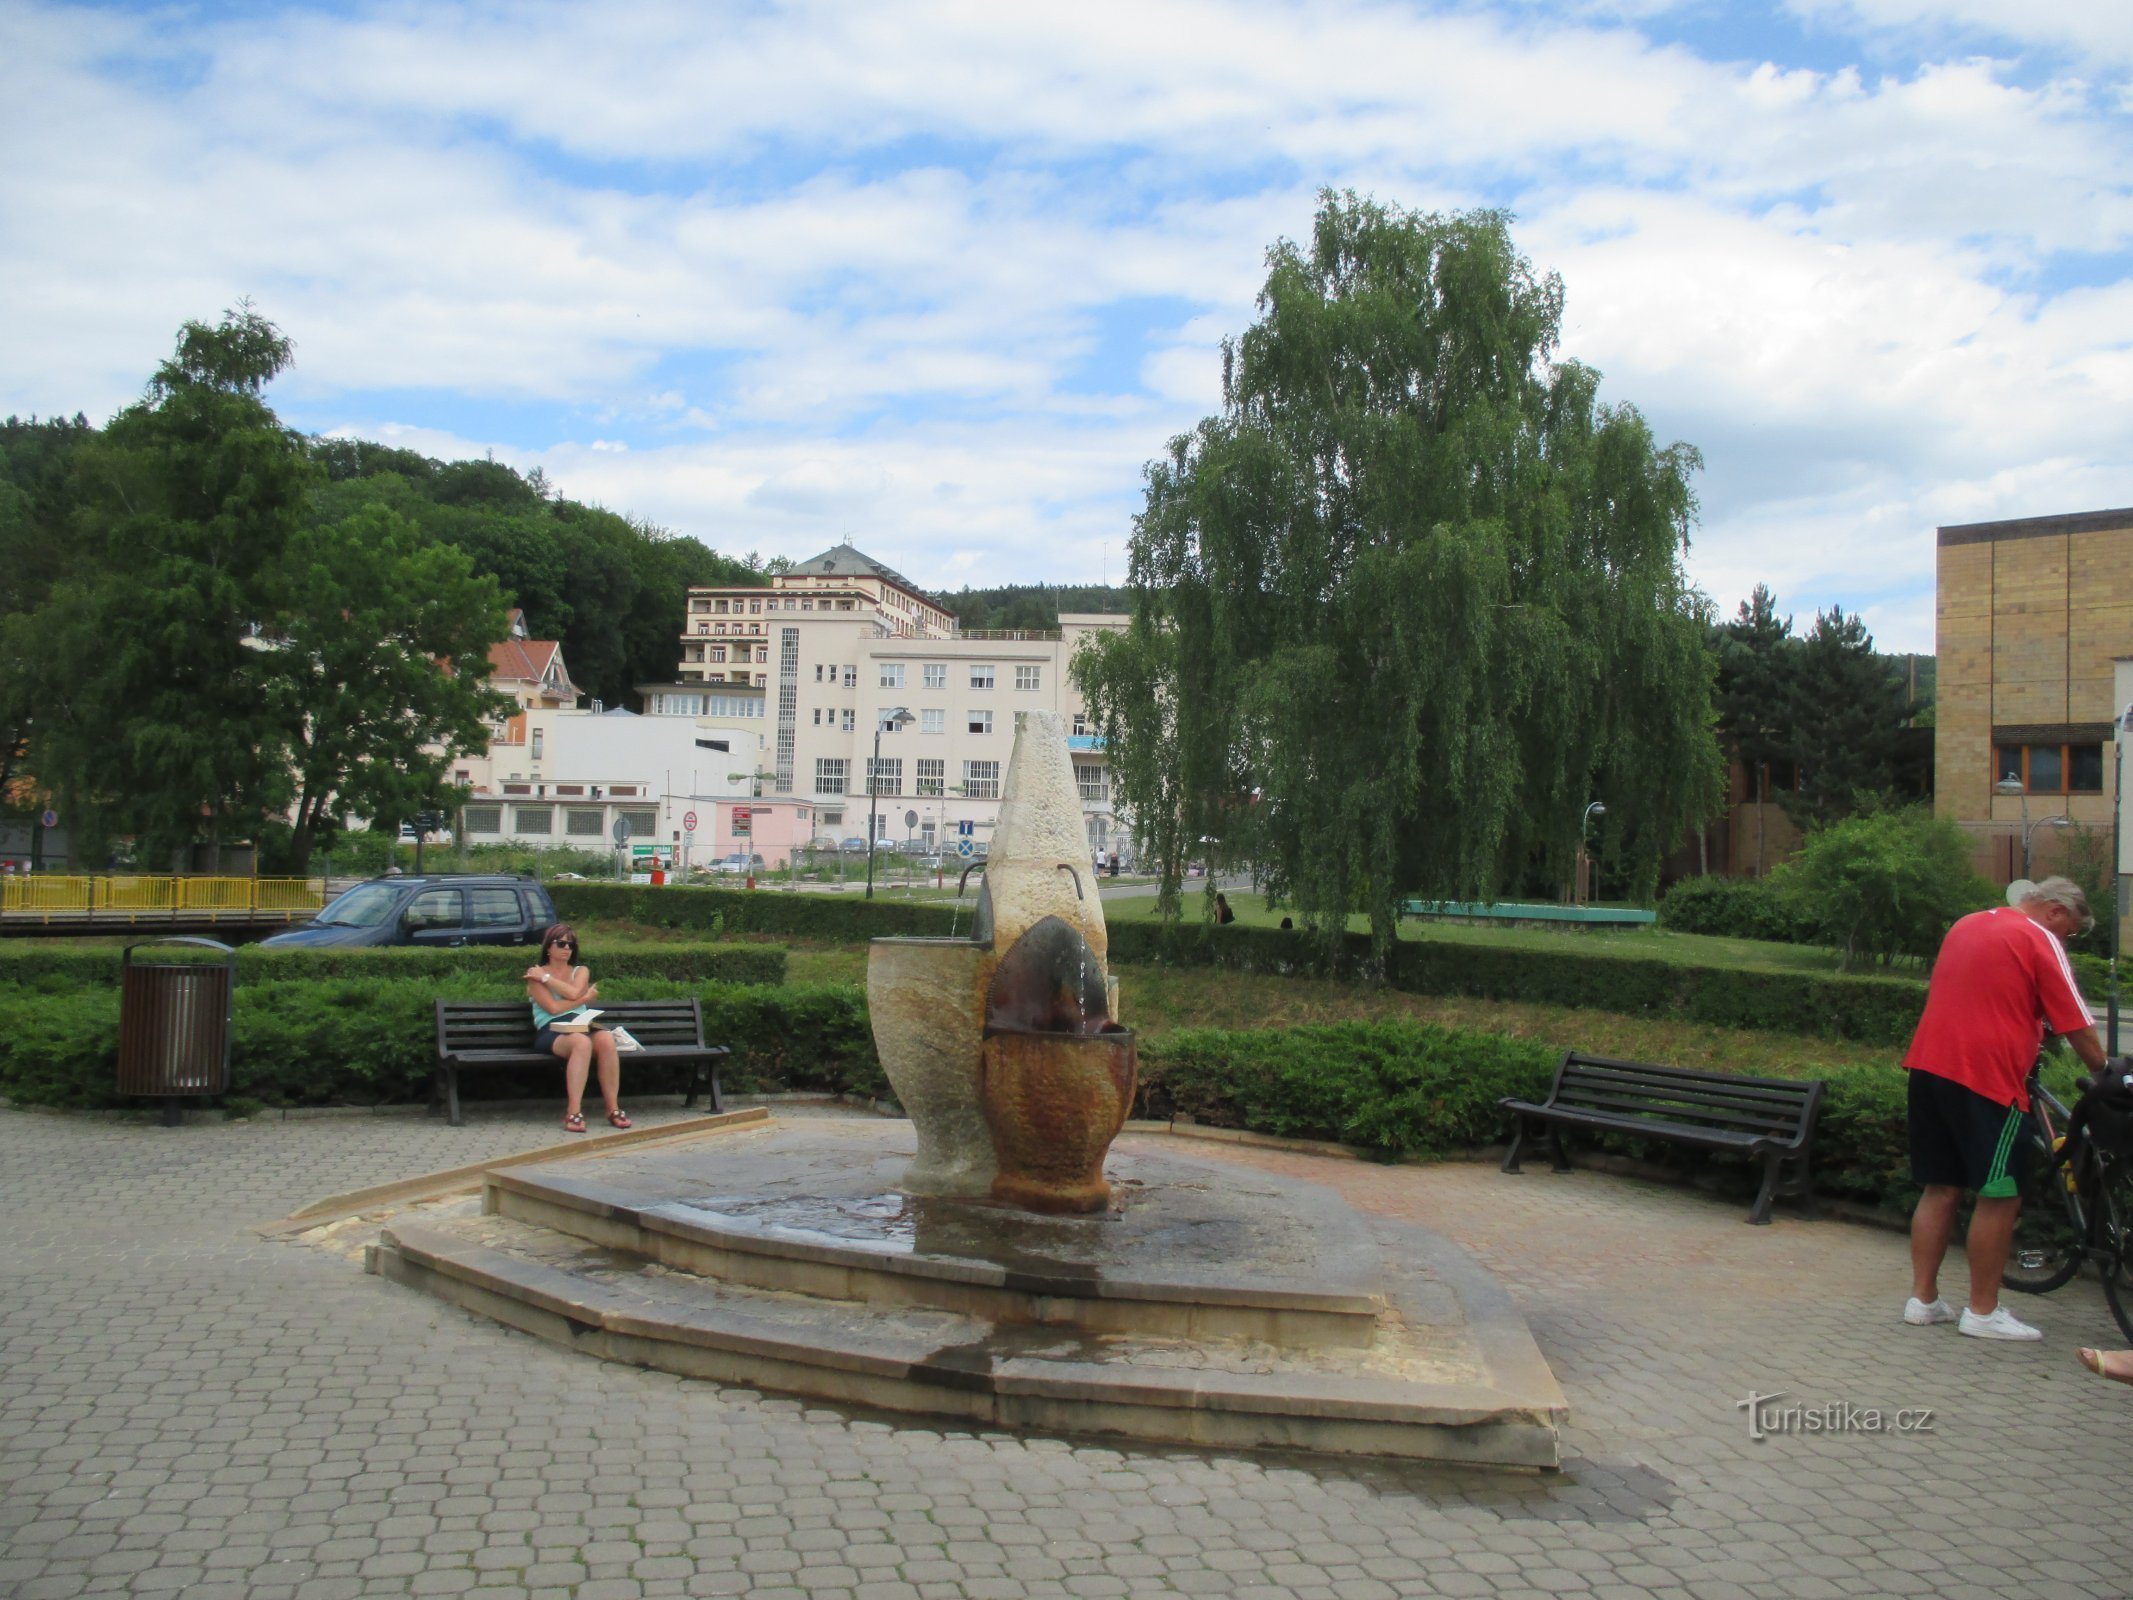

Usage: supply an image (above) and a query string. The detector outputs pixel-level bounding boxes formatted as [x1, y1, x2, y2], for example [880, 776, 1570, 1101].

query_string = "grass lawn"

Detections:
[1104, 888, 1900, 979]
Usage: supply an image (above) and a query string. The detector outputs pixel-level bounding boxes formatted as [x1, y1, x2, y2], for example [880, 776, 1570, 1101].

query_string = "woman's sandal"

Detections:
[562, 1111, 587, 1133]
[606, 1110, 633, 1130]
[2077, 1348, 2133, 1385]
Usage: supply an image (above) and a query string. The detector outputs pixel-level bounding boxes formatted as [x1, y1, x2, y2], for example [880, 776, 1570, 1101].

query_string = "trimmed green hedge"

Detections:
[0, 941, 788, 989]
[550, 882, 961, 939]
[0, 976, 873, 1110]
[1138, 1018, 1926, 1209]
[1658, 876, 1815, 944]
[1108, 922, 1933, 1046]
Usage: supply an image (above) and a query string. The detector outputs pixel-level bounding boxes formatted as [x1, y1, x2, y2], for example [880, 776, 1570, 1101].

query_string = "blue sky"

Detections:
[5, 0, 2132, 650]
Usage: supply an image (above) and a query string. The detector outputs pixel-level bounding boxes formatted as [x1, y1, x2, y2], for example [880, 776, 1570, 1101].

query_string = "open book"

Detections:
[549, 1008, 603, 1032]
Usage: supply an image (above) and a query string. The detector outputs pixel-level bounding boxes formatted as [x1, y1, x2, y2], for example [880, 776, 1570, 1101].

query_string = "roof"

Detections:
[787, 543, 927, 599]
[1938, 507, 2133, 547]
[489, 636, 574, 695]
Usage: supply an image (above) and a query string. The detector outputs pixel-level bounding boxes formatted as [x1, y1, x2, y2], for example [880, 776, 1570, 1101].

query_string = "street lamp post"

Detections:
[1995, 773, 2031, 879]
[2113, 702, 2133, 1055]
[1575, 802, 1606, 906]
[2023, 813, 2072, 880]
[865, 708, 914, 900]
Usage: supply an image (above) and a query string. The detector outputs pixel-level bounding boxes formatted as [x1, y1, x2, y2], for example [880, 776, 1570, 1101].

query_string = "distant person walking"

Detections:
[1901, 878, 2104, 1341]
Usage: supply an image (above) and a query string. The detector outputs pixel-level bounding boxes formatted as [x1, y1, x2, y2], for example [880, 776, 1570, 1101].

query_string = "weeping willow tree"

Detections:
[1075, 193, 1724, 954]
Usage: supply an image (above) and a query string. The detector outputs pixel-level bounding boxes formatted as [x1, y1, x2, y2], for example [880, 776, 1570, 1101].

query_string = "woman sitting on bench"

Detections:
[524, 923, 630, 1132]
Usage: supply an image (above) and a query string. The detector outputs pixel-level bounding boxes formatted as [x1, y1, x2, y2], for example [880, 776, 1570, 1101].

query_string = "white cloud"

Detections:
[3, 0, 2131, 653]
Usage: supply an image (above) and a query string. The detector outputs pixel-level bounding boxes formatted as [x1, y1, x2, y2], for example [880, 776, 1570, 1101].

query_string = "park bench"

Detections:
[433, 999, 728, 1127]
[1499, 1051, 1824, 1225]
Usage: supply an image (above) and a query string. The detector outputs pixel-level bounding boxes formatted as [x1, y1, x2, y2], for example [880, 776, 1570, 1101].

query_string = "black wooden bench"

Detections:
[433, 999, 728, 1127]
[1499, 1052, 1824, 1224]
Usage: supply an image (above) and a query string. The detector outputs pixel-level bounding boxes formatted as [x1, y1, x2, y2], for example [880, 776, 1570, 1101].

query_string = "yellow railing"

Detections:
[1, 876, 326, 919]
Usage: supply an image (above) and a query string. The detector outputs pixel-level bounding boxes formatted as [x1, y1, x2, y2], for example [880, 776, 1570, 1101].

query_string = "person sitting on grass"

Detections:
[524, 922, 629, 1133]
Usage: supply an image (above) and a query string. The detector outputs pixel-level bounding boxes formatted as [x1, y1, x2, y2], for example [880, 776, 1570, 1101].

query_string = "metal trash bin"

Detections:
[118, 937, 237, 1124]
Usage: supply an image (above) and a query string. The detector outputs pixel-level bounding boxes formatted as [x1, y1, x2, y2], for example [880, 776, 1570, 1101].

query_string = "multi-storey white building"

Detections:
[639, 545, 1128, 855]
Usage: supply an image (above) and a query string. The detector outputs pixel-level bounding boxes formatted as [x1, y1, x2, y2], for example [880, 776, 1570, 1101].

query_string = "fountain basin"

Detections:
[978, 1025, 1136, 1214]
[865, 937, 992, 1197]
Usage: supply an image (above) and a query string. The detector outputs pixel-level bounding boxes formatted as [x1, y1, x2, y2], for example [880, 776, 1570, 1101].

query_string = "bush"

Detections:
[1108, 921, 1932, 1046]
[1657, 875, 1814, 944]
[1140, 1016, 1931, 1211]
[0, 975, 870, 1110]
[1774, 807, 1998, 970]
[550, 883, 961, 940]
[0, 941, 787, 990]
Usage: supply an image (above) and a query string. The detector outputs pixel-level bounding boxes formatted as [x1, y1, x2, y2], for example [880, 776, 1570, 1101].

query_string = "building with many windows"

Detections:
[1935, 506, 2132, 896]
[644, 545, 1129, 856]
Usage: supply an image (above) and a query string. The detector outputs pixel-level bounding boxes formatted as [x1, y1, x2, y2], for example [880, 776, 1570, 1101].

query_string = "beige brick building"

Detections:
[1936, 507, 2133, 890]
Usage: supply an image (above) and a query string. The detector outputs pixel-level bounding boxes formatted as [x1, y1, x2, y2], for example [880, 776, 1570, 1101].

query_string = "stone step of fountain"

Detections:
[480, 1151, 1387, 1349]
[370, 1207, 1563, 1466]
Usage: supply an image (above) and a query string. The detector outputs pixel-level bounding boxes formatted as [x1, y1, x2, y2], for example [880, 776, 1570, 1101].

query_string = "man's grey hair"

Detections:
[2020, 875, 2094, 933]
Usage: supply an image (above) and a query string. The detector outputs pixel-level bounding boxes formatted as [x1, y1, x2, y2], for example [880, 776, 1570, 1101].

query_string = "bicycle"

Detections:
[2002, 1058, 2133, 1342]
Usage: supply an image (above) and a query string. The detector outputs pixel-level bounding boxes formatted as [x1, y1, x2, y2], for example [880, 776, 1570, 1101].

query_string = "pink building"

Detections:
[714, 799, 815, 868]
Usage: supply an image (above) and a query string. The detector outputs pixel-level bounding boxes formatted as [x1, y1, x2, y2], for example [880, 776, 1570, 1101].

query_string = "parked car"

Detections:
[710, 853, 765, 875]
[839, 837, 870, 854]
[260, 874, 557, 949]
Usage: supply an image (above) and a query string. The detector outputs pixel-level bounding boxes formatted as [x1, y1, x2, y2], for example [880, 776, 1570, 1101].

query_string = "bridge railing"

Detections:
[1, 876, 326, 920]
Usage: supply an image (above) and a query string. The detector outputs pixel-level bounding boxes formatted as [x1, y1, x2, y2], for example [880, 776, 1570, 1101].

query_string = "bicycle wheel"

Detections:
[2003, 1129, 2085, 1294]
[2095, 1154, 2133, 1342]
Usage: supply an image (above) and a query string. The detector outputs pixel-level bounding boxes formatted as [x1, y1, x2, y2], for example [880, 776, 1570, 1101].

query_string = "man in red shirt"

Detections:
[1903, 877, 2105, 1340]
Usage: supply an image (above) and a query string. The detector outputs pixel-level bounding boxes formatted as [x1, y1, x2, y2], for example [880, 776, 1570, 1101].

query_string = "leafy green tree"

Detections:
[269, 506, 512, 869]
[1781, 607, 1916, 828]
[1076, 194, 1723, 951]
[1774, 806, 1995, 969]
[13, 308, 315, 866]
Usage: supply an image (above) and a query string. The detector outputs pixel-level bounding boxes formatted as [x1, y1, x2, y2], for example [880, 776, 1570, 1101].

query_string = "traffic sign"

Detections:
[683, 810, 698, 832]
[683, 830, 695, 847]
[41, 809, 58, 829]
[956, 838, 974, 859]
[904, 809, 918, 830]
[958, 820, 973, 837]
[611, 816, 632, 846]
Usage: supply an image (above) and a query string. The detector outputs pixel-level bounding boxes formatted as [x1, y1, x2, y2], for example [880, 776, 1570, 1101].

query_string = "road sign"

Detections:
[904, 810, 918, 830]
[956, 838, 974, 859]
[958, 820, 973, 837]
[683, 830, 695, 847]
[683, 810, 698, 832]
[41, 809, 58, 829]
[611, 816, 632, 846]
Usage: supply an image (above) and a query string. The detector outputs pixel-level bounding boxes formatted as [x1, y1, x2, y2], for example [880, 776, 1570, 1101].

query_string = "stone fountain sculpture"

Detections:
[866, 710, 1135, 1212]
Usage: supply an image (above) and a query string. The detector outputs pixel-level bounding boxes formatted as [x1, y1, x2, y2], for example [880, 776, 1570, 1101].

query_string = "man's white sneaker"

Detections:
[1903, 1297, 1957, 1325]
[1959, 1305, 2042, 1341]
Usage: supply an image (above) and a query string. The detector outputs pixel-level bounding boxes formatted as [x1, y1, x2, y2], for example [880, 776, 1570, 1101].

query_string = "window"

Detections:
[816, 758, 848, 795]
[468, 888, 523, 930]
[963, 760, 1001, 800]
[1075, 762, 1108, 803]
[819, 809, 844, 828]
[968, 710, 993, 735]
[554, 784, 583, 796]
[565, 809, 604, 837]
[916, 758, 945, 796]
[405, 889, 462, 931]
[530, 729, 544, 760]
[1016, 665, 1041, 691]
[969, 664, 995, 689]
[868, 758, 902, 797]
[923, 663, 947, 690]
[1996, 741, 2106, 795]
[921, 708, 945, 735]
[711, 647, 726, 663]
[813, 708, 822, 725]
[463, 804, 502, 835]
[750, 600, 762, 614]
[620, 807, 659, 837]
[842, 666, 858, 688]
[841, 708, 855, 732]
[815, 664, 823, 681]
[756, 648, 769, 664]
[880, 663, 905, 689]
[1072, 713, 1087, 736]
[514, 806, 553, 835]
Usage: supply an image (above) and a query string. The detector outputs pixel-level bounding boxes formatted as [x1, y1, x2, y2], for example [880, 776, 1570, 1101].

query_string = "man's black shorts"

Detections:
[1908, 1069, 2028, 1199]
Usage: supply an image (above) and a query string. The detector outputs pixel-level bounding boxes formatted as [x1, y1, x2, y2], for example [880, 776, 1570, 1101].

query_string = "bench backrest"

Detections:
[436, 998, 705, 1056]
[1548, 1052, 1821, 1140]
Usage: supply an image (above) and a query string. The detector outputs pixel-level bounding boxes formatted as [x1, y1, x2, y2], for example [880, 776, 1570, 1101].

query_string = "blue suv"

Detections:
[260, 874, 559, 949]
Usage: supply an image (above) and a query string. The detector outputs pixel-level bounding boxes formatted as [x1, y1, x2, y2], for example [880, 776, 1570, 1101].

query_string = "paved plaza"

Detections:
[3, 1102, 2127, 1600]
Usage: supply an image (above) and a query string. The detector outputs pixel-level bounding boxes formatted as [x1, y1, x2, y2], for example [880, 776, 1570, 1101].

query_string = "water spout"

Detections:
[1055, 863, 1085, 900]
